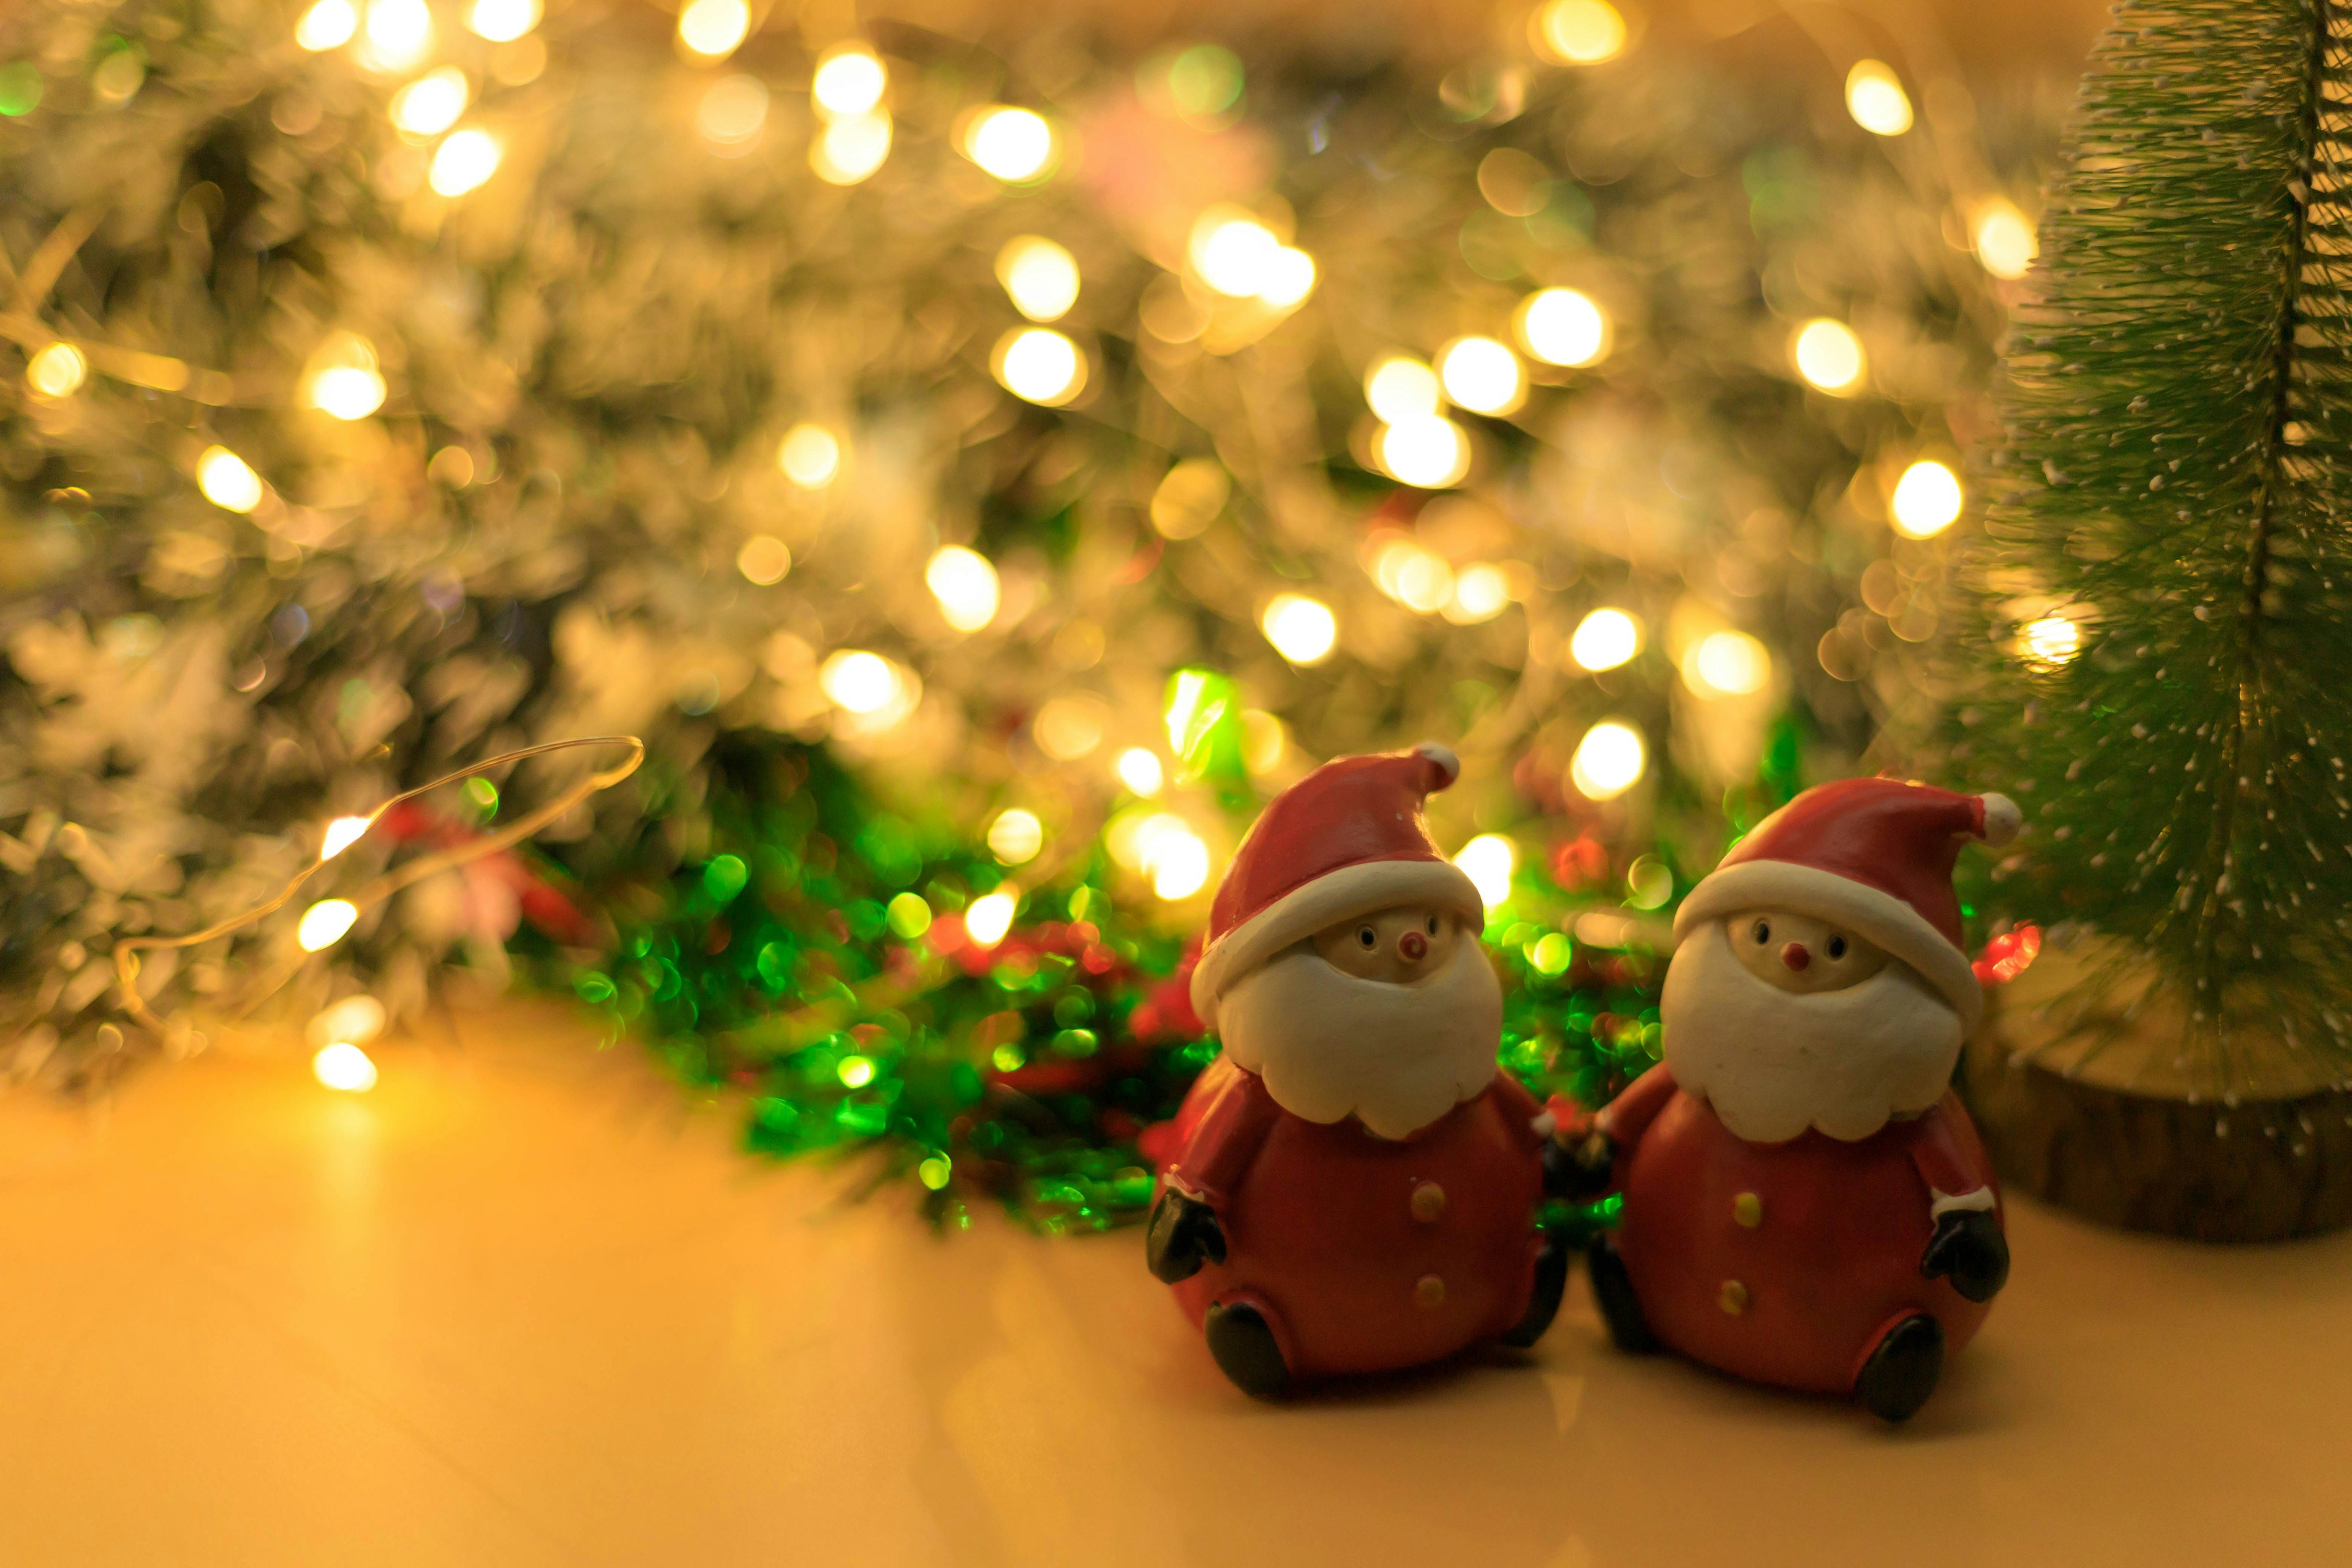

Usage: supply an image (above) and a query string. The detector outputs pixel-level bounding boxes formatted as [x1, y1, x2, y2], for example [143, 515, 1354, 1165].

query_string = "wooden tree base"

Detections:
[1962, 946, 2352, 1242]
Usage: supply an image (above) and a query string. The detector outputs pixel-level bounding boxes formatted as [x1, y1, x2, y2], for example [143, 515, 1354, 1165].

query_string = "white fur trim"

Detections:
[1979, 793, 2021, 847]
[1190, 856, 1483, 1030]
[1931, 1186, 1998, 1218]
[1413, 741, 1460, 785]
[1673, 859, 1984, 1031]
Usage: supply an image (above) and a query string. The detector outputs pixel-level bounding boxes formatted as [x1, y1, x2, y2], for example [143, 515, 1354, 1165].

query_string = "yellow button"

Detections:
[1719, 1280, 1749, 1316]
[1411, 1182, 1447, 1223]
[1733, 1192, 1763, 1229]
[1415, 1274, 1447, 1308]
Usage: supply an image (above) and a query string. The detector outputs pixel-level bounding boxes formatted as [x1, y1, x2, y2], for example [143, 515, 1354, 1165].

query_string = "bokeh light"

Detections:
[994, 327, 1085, 405]
[466, 0, 541, 42]
[676, 0, 750, 60]
[1845, 61, 1914, 137]
[1372, 537, 1457, 614]
[1438, 336, 1525, 415]
[987, 809, 1044, 865]
[1116, 748, 1165, 796]
[778, 423, 842, 488]
[362, 0, 434, 70]
[1570, 720, 1646, 800]
[1533, 0, 1627, 65]
[1975, 198, 2039, 280]
[26, 342, 87, 399]
[312, 1041, 379, 1092]
[296, 0, 358, 51]
[819, 650, 900, 714]
[1792, 318, 1865, 393]
[1454, 834, 1517, 910]
[1890, 459, 1964, 538]
[429, 128, 502, 196]
[2022, 616, 2082, 669]
[696, 75, 769, 147]
[812, 45, 886, 117]
[926, 545, 1001, 632]
[736, 535, 791, 585]
[321, 816, 371, 860]
[1257, 246, 1318, 308]
[297, 898, 360, 951]
[813, 112, 892, 183]
[1682, 630, 1772, 695]
[1147, 824, 1212, 900]
[1365, 356, 1442, 422]
[1378, 414, 1471, 488]
[964, 889, 1017, 945]
[1448, 563, 1512, 623]
[390, 67, 468, 136]
[1261, 595, 1338, 664]
[1150, 459, 1229, 539]
[1190, 209, 1282, 297]
[303, 333, 386, 420]
[964, 107, 1055, 181]
[996, 236, 1080, 322]
[198, 446, 265, 513]
[1034, 696, 1106, 760]
[1518, 288, 1610, 367]
[1570, 607, 1640, 670]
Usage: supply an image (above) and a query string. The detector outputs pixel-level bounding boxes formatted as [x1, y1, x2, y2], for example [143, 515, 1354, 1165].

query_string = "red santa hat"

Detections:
[1189, 743, 1482, 1030]
[1672, 777, 2021, 1030]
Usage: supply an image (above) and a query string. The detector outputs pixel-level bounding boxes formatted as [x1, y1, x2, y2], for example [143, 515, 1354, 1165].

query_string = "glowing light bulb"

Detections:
[778, 423, 842, 488]
[1891, 460, 1964, 538]
[696, 75, 769, 146]
[1365, 356, 1442, 422]
[1189, 209, 1281, 297]
[996, 236, 1080, 322]
[1449, 563, 1512, 624]
[390, 67, 469, 136]
[1518, 288, 1609, 367]
[1261, 595, 1338, 665]
[1454, 834, 1517, 910]
[1116, 748, 1166, 796]
[1570, 720, 1646, 801]
[321, 816, 371, 860]
[429, 128, 502, 196]
[1974, 199, 2038, 281]
[297, 898, 360, 951]
[736, 534, 792, 585]
[296, 0, 358, 50]
[1569, 608, 1640, 671]
[994, 327, 1085, 406]
[676, 0, 750, 60]
[812, 112, 891, 183]
[2022, 617, 2081, 669]
[1378, 415, 1471, 489]
[302, 333, 386, 421]
[820, 650, 900, 714]
[964, 107, 1055, 181]
[812, 45, 886, 117]
[1792, 318, 1865, 394]
[1258, 247, 1317, 308]
[1438, 336, 1525, 415]
[467, 0, 541, 42]
[926, 545, 1001, 632]
[1533, 0, 1627, 64]
[26, 342, 86, 399]
[965, 889, 1017, 945]
[1148, 826, 1211, 901]
[1682, 630, 1772, 695]
[987, 809, 1044, 865]
[1845, 60, 1914, 137]
[312, 1041, 379, 1092]
[362, 0, 433, 70]
[197, 446, 265, 513]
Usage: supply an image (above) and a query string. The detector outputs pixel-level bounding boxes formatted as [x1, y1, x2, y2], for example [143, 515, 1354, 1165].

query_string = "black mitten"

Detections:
[1145, 1190, 1228, 1284]
[1920, 1207, 2010, 1303]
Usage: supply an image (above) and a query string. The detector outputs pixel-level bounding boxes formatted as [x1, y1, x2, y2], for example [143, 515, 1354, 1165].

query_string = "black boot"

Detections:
[1500, 1232, 1572, 1348]
[1854, 1313, 1945, 1423]
[1585, 1233, 1658, 1354]
[1204, 1302, 1292, 1399]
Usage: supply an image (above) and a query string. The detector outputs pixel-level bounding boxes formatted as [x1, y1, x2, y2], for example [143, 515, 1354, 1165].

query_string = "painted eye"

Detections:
[1752, 919, 1771, 945]
[1827, 935, 1849, 959]
[1426, 916, 1439, 936]
[1358, 927, 1377, 948]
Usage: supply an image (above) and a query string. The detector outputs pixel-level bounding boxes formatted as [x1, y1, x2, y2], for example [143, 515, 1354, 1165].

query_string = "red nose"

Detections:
[1781, 942, 1811, 971]
[1399, 931, 1429, 962]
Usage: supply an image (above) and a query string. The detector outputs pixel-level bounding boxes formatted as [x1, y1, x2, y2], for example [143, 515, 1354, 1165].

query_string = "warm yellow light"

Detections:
[297, 898, 360, 952]
[1454, 834, 1517, 911]
[1891, 460, 1964, 538]
[197, 446, 265, 513]
[1035, 697, 1106, 760]
[1373, 538, 1456, 614]
[1150, 459, 1229, 540]
[812, 111, 892, 183]
[1241, 710, 1285, 775]
[812, 45, 887, 118]
[1189, 209, 1281, 297]
[1261, 594, 1338, 665]
[1449, 563, 1512, 624]
[1259, 247, 1318, 309]
[1518, 288, 1610, 367]
[994, 327, 1085, 406]
[27, 342, 87, 399]
[1570, 720, 1647, 801]
[926, 545, 1001, 632]
[302, 333, 386, 420]
[1845, 61, 1914, 137]
[965, 889, 1018, 945]
[466, 0, 541, 42]
[1975, 199, 2038, 281]
[837, 1055, 876, 1088]
[1365, 356, 1442, 422]
[987, 809, 1044, 865]
[391, 66, 469, 135]
[820, 650, 900, 714]
[1683, 630, 1772, 695]
[1438, 336, 1525, 415]
[1378, 415, 1471, 489]
[964, 107, 1055, 182]
[321, 816, 372, 860]
[1534, 0, 1627, 64]
[1116, 748, 1166, 797]
[362, 0, 434, 70]
[429, 128, 502, 196]
[1569, 608, 1640, 671]
[296, 0, 358, 50]
[312, 1041, 379, 1093]
[778, 423, 842, 488]
[696, 75, 769, 146]
[737, 534, 792, 585]
[1792, 318, 1865, 394]
[1147, 826, 1212, 901]
[676, 0, 750, 59]
[997, 236, 1080, 323]
[2022, 616, 2081, 669]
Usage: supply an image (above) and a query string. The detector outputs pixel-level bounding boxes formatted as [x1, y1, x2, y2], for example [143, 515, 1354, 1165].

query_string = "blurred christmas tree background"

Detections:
[0, 0, 2079, 1220]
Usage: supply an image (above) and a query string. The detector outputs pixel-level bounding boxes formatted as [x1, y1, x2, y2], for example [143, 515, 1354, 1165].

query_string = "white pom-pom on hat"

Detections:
[1413, 741, 1460, 786]
[1978, 793, 2022, 846]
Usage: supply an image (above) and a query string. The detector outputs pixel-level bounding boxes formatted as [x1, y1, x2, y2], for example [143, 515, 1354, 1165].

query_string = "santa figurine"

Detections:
[1555, 778, 2017, 1423]
[1144, 744, 1567, 1397]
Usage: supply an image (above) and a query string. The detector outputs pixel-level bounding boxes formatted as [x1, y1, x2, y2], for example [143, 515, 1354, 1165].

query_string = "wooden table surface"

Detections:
[2, 1001, 2345, 1567]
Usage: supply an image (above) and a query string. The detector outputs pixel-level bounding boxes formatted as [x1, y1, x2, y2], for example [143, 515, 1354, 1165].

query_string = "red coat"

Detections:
[1157, 1056, 1547, 1378]
[1601, 1063, 1999, 1393]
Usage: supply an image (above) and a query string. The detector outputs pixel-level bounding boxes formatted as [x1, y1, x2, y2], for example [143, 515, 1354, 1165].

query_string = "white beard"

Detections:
[1661, 921, 1964, 1144]
[1217, 940, 1504, 1140]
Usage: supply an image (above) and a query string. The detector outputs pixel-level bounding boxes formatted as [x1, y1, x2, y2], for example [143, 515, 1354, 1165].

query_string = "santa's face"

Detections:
[1660, 912, 1963, 1144]
[1217, 903, 1500, 1140]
